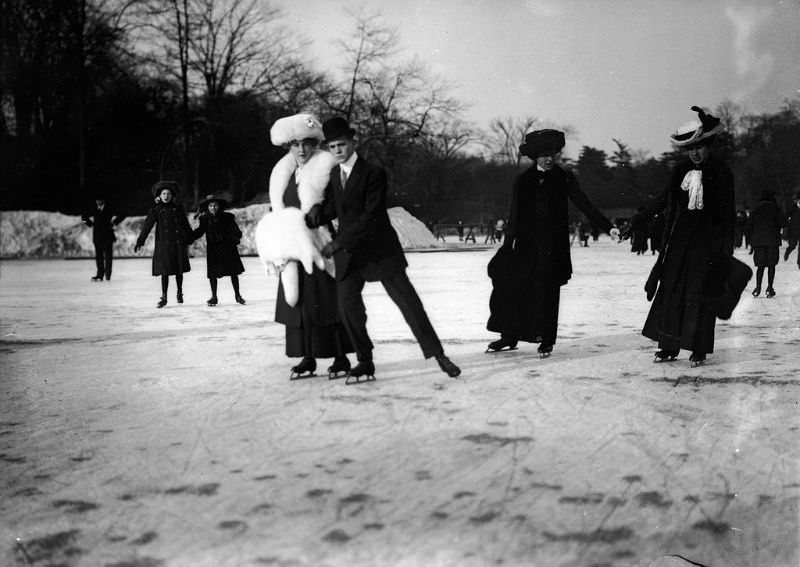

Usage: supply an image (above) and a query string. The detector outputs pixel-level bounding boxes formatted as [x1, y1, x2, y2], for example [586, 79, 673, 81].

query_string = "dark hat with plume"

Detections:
[670, 106, 723, 147]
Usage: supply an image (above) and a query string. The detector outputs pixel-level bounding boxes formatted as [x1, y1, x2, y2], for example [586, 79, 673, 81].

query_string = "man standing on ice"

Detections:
[305, 117, 461, 384]
[82, 193, 125, 281]
[486, 129, 615, 357]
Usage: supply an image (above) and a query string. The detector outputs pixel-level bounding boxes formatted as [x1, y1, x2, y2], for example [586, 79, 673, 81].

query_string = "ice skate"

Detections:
[765, 287, 776, 298]
[345, 360, 376, 385]
[156, 296, 167, 309]
[486, 337, 518, 353]
[177, 292, 184, 304]
[206, 296, 218, 307]
[327, 356, 351, 380]
[654, 349, 678, 363]
[689, 352, 706, 368]
[290, 357, 316, 380]
[435, 354, 461, 378]
[537, 344, 553, 359]
[235, 294, 246, 305]
[751, 287, 761, 297]
[91, 275, 103, 282]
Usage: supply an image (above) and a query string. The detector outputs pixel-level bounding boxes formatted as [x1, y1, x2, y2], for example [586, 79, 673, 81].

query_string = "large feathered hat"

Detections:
[519, 129, 565, 159]
[670, 106, 723, 147]
[270, 113, 324, 146]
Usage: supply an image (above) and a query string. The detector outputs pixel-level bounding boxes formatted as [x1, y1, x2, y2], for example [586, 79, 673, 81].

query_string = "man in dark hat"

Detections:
[305, 117, 461, 382]
[486, 129, 615, 356]
[82, 193, 125, 281]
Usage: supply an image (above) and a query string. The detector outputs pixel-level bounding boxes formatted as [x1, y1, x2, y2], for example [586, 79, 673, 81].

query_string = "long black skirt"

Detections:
[487, 275, 561, 345]
[643, 250, 716, 354]
[276, 266, 353, 359]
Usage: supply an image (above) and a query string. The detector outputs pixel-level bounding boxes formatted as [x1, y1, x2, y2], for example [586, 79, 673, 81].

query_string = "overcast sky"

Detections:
[276, 0, 800, 159]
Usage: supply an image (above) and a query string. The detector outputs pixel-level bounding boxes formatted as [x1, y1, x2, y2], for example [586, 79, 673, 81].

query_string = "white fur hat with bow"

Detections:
[270, 113, 324, 146]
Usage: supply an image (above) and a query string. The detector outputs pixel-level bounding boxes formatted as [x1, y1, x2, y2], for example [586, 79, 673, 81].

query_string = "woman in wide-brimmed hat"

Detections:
[486, 128, 615, 357]
[255, 113, 353, 379]
[622, 106, 737, 366]
[135, 180, 194, 308]
[193, 193, 246, 306]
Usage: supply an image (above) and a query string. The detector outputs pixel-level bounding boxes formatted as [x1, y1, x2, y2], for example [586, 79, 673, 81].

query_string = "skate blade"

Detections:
[344, 374, 376, 385]
[653, 356, 677, 363]
[689, 360, 705, 368]
[485, 346, 518, 353]
[290, 372, 316, 381]
[538, 352, 551, 359]
[328, 371, 348, 380]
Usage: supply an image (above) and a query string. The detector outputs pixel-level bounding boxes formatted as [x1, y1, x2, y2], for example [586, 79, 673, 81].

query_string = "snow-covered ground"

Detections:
[0, 206, 442, 259]
[1, 239, 798, 567]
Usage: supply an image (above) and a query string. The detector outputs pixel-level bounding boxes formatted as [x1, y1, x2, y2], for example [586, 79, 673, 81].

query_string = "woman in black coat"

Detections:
[193, 194, 245, 306]
[135, 181, 194, 308]
[624, 107, 736, 366]
[258, 113, 353, 379]
[486, 129, 614, 357]
[750, 191, 783, 297]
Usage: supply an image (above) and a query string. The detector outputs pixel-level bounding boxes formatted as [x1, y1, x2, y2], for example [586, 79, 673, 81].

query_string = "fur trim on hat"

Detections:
[270, 113, 324, 146]
[269, 150, 336, 214]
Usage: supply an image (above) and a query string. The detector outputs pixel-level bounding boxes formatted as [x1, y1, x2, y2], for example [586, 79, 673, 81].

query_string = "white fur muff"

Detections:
[256, 150, 336, 307]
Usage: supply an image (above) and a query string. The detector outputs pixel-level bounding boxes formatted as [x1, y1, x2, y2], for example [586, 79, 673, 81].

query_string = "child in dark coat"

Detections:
[134, 180, 194, 308]
[192, 194, 246, 306]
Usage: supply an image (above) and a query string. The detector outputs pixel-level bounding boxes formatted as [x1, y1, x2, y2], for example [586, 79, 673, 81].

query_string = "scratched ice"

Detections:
[1, 238, 798, 566]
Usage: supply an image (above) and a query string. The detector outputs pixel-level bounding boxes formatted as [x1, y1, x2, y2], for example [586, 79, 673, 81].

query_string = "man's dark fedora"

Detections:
[322, 117, 356, 143]
[519, 129, 565, 159]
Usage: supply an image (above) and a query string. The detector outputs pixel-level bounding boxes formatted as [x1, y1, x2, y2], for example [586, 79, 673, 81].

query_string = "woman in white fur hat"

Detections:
[256, 113, 353, 379]
[622, 106, 736, 367]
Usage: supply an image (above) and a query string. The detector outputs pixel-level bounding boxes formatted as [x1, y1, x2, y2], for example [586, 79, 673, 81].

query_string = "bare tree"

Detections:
[487, 116, 542, 167]
[324, 11, 466, 171]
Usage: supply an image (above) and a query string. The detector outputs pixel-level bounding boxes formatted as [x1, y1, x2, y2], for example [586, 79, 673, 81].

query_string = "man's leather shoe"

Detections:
[436, 354, 461, 378]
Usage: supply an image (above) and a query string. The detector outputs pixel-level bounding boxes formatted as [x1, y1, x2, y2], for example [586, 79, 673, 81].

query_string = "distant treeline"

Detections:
[2, 1, 799, 223]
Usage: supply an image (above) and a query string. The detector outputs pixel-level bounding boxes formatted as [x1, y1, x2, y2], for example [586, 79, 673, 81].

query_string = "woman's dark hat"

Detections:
[519, 129, 565, 158]
[197, 192, 230, 210]
[670, 106, 723, 147]
[322, 117, 356, 143]
[151, 180, 180, 197]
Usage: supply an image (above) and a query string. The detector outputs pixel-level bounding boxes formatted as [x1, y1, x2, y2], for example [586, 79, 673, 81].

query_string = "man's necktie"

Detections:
[340, 167, 347, 188]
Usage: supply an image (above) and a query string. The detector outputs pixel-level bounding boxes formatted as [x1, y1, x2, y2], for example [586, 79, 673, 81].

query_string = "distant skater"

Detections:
[134, 181, 194, 308]
[81, 193, 125, 281]
[193, 193, 246, 306]
[749, 191, 783, 298]
[784, 192, 800, 269]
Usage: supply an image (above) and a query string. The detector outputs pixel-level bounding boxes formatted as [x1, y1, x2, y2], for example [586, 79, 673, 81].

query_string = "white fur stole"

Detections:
[257, 150, 336, 307]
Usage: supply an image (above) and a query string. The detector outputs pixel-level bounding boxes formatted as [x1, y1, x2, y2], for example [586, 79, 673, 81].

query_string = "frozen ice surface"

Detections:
[1, 239, 798, 566]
